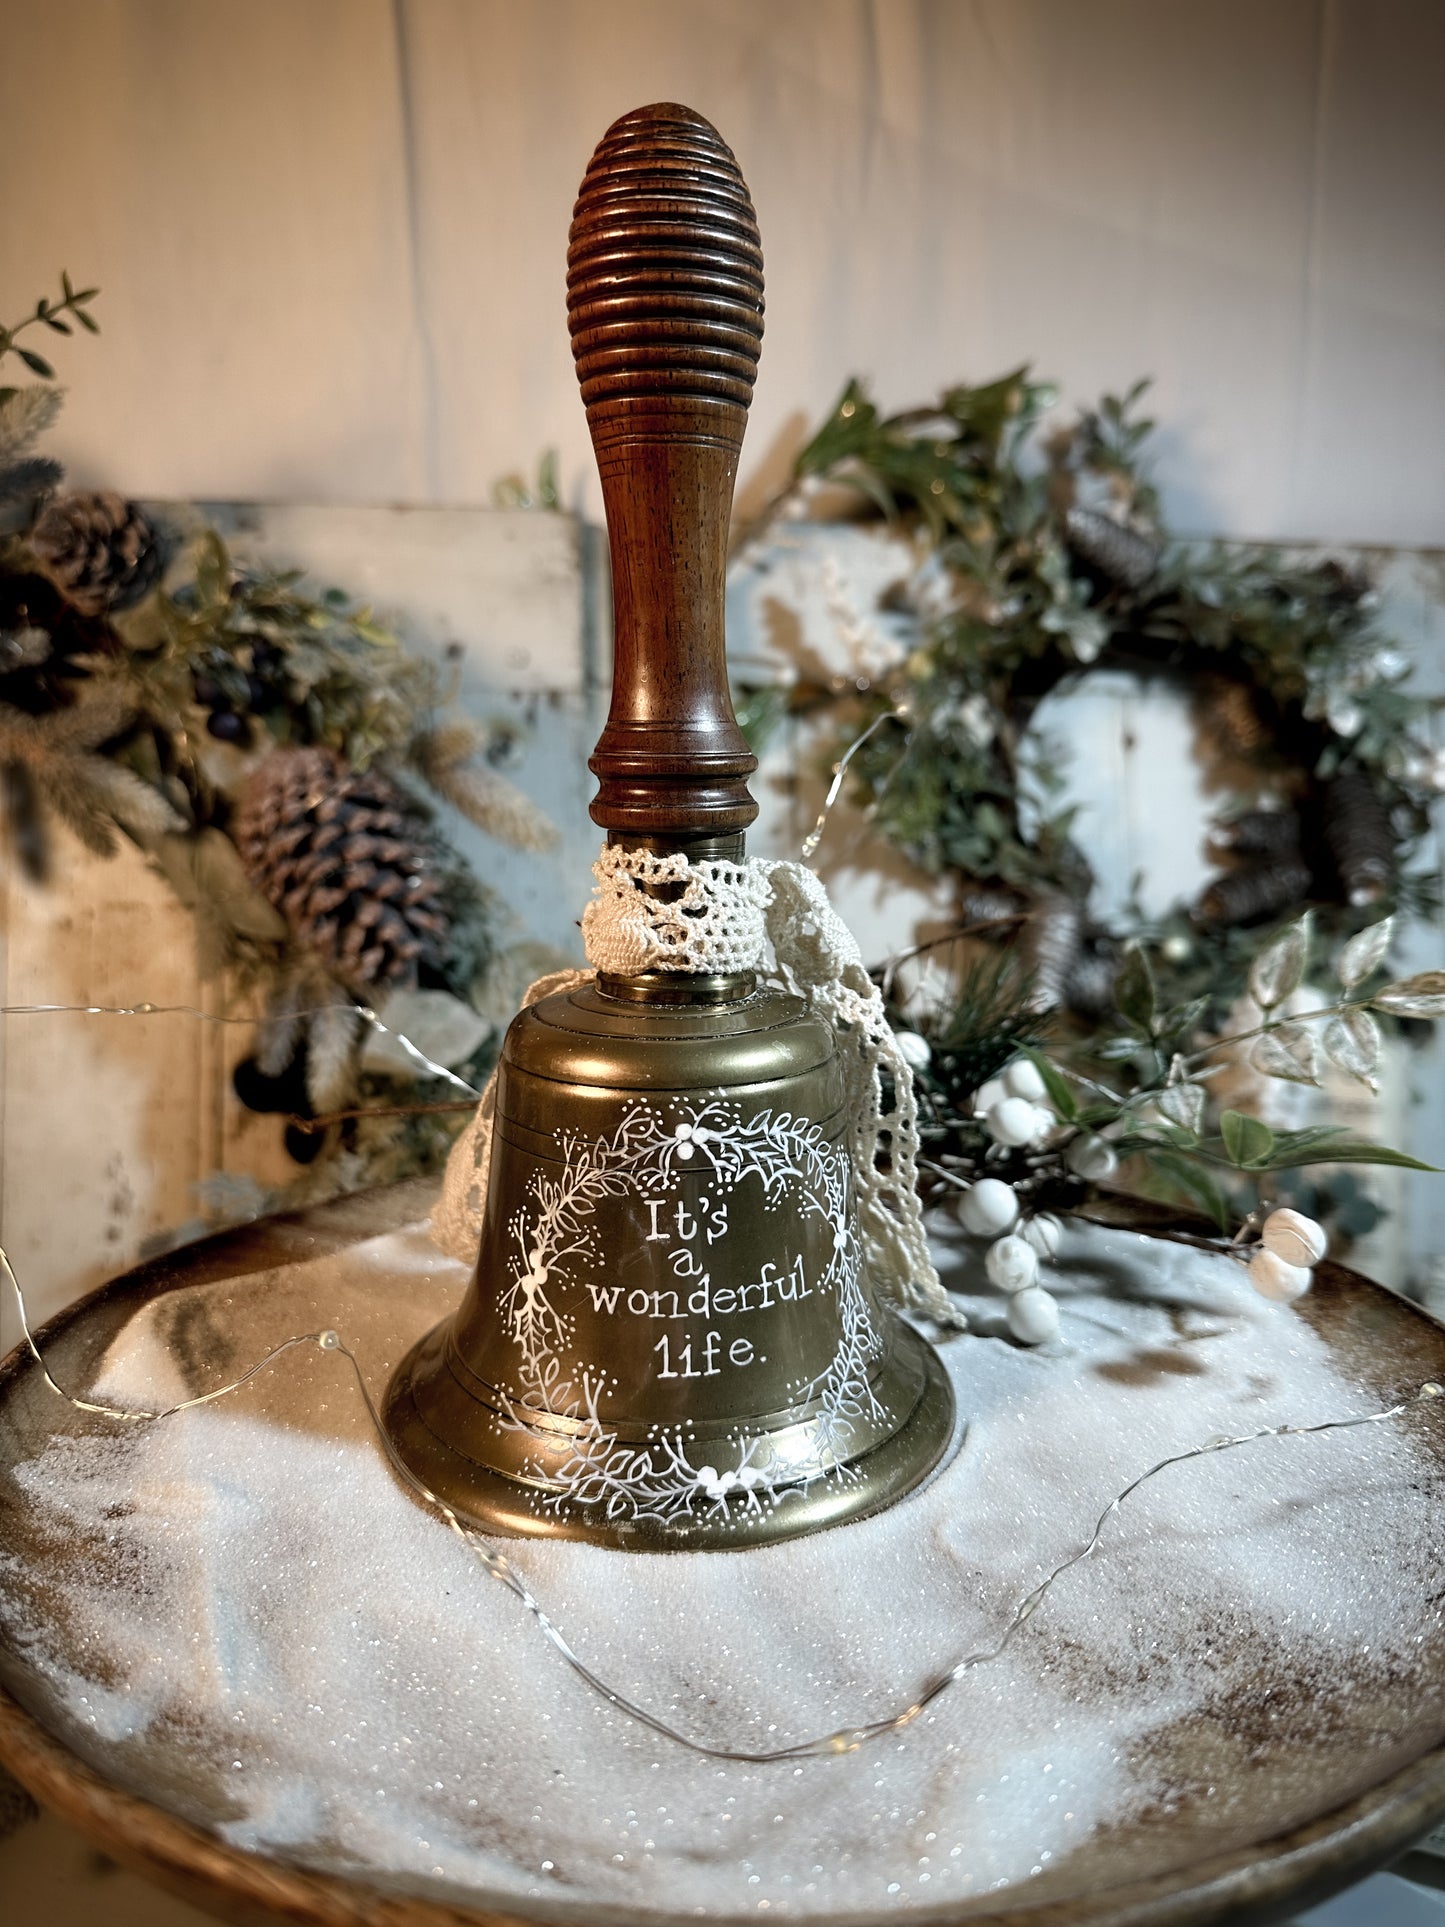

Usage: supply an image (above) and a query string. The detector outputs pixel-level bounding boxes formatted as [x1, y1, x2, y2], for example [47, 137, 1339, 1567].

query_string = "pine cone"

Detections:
[1195, 856, 1313, 926]
[1201, 678, 1270, 754]
[1063, 505, 1160, 592]
[1322, 770, 1396, 906]
[30, 489, 161, 615]
[1019, 891, 1083, 1010]
[1213, 808, 1301, 859]
[233, 747, 449, 990]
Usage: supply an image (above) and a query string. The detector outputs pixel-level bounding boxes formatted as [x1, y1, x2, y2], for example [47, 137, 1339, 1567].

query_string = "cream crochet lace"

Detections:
[581, 845, 773, 976]
[433, 848, 961, 1328]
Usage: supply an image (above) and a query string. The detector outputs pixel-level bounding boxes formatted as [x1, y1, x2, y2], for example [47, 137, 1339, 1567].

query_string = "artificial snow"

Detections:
[1, 1217, 1442, 1918]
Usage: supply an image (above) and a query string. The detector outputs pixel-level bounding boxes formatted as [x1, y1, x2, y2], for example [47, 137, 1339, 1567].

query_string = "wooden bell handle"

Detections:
[569, 102, 763, 839]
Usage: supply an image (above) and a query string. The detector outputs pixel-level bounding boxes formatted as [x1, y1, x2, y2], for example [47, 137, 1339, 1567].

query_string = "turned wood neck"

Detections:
[568, 102, 763, 841]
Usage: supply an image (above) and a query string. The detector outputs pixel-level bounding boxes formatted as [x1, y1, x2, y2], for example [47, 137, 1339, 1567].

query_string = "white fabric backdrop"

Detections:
[0, 0, 1441, 544]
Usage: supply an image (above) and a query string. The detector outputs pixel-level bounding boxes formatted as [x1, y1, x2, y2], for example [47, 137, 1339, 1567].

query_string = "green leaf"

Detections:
[16, 347, 54, 378]
[1249, 914, 1310, 1010]
[1268, 1125, 1362, 1156]
[1157, 996, 1209, 1045]
[941, 365, 1030, 448]
[75, 309, 99, 334]
[795, 379, 876, 476]
[1372, 972, 1445, 1019]
[1262, 1134, 1436, 1173]
[1142, 1148, 1233, 1232]
[1115, 942, 1156, 1033]
[1219, 1109, 1276, 1168]
[837, 462, 897, 520]
[1337, 917, 1393, 990]
[1250, 1022, 1319, 1086]
[1023, 1048, 1079, 1122]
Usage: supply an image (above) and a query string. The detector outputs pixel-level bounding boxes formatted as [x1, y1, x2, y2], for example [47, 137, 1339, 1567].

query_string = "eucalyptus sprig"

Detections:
[1094, 917, 1438, 1211]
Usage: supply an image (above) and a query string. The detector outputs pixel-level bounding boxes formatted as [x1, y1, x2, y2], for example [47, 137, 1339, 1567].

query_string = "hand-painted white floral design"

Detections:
[495, 1099, 885, 1528]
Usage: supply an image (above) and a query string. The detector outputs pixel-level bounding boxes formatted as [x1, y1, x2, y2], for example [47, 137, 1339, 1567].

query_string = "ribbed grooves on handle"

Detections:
[568, 104, 764, 426]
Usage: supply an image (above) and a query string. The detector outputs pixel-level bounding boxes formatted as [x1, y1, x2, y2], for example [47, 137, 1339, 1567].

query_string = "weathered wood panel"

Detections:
[0, 508, 591, 1341]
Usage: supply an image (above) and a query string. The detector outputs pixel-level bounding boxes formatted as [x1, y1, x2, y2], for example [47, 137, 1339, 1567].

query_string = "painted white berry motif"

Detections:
[494, 1097, 886, 1529]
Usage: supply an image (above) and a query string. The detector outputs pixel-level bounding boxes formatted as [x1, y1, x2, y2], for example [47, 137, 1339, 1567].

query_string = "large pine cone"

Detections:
[30, 489, 162, 615]
[233, 748, 449, 990]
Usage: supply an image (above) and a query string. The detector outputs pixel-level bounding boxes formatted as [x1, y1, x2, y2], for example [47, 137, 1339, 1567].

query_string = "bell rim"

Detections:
[380, 1316, 957, 1551]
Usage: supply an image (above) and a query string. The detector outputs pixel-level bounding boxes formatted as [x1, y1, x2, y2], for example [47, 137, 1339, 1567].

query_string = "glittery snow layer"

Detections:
[1, 1220, 1441, 1918]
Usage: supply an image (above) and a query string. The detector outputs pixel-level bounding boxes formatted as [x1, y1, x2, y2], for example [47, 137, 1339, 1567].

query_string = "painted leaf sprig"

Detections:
[1118, 914, 1438, 1188]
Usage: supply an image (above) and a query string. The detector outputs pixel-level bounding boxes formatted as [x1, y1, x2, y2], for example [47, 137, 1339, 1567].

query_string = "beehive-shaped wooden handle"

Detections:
[569, 102, 763, 838]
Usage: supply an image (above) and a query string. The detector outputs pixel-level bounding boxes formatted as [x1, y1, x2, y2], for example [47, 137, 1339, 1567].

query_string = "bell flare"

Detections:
[384, 982, 955, 1549]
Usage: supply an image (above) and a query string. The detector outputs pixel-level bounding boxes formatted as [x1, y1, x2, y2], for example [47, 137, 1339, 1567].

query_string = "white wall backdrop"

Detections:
[0, 0, 1441, 543]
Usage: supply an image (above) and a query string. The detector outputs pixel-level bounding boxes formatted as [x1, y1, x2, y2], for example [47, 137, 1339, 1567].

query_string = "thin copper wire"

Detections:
[3, 1241, 1439, 1767]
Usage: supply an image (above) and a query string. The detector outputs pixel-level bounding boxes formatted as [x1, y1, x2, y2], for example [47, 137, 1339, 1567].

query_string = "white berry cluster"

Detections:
[944, 1058, 1070, 1346]
[895, 1033, 1331, 1348]
[972, 1057, 1054, 1147]
[1245, 1207, 1326, 1302]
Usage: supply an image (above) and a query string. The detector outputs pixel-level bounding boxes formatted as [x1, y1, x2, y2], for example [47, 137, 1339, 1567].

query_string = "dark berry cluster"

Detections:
[194, 635, 288, 744]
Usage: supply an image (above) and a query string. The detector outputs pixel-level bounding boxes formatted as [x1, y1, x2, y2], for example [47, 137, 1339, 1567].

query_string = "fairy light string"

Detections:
[0, 999, 485, 1099]
[800, 709, 901, 861]
[2, 1239, 1440, 1767]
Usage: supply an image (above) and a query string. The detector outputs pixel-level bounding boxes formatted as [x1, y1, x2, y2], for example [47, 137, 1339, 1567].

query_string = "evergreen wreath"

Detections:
[737, 371, 1441, 1022]
[732, 371, 1444, 1245]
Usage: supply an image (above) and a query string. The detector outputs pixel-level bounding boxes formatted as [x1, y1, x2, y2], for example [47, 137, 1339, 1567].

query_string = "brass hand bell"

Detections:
[383, 103, 954, 1548]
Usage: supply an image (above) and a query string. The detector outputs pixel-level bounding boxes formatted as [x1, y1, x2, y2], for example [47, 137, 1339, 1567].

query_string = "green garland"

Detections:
[0, 277, 555, 1204]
